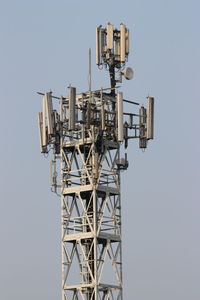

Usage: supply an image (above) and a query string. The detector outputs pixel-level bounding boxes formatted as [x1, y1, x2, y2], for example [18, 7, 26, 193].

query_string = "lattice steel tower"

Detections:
[38, 23, 154, 300]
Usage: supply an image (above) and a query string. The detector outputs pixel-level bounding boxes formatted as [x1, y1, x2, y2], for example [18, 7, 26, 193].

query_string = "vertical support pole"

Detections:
[101, 89, 105, 131]
[118, 170, 123, 300]
[60, 97, 65, 300]
[93, 188, 98, 300]
[89, 48, 92, 92]
[117, 92, 124, 142]
[109, 64, 116, 96]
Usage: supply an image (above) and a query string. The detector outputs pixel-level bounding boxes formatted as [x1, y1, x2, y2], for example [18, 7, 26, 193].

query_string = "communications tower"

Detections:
[38, 23, 154, 300]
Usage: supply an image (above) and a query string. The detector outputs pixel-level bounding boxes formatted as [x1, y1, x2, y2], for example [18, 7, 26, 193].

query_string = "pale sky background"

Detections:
[0, 1, 200, 300]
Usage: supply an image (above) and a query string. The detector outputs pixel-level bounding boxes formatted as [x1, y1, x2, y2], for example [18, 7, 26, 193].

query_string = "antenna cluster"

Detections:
[96, 23, 134, 92]
[38, 92, 60, 154]
[96, 23, 129, 67]
[38, 88, 154, 157]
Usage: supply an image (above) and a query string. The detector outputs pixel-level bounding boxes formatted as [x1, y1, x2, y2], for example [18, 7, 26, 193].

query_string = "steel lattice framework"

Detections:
[59, 92, 123, 300]
[37, 23, 154, 300]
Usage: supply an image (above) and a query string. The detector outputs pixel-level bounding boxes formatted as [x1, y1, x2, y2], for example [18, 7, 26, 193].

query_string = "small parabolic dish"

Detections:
[124, 67, 134, 80]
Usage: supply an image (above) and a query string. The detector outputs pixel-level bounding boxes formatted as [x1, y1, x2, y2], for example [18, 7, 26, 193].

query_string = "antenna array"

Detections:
[96, 23, 129, 66]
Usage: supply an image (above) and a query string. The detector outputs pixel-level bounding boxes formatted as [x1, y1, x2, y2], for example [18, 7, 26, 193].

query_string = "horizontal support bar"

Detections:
[63, 232, 121, 243]
[123, 99, 139, 105]
[62, 184, 120, 196]
[64, 283, 122, 291]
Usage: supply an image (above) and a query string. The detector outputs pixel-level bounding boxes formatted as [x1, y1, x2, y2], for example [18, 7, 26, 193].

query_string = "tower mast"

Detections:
[37, 23, 154, 300]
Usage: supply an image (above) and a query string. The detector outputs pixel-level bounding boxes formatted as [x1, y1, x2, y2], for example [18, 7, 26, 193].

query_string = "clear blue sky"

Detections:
[0, 1, 199, 300]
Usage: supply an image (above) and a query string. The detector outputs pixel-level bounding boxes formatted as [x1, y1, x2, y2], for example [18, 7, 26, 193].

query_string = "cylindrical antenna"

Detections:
[69, 87, 76, 131]
[146, 97, 154, 139]
[42, 96, 47, 146]
[38, 112, 46, 152]
[45, 92, 54, 135]
[107, 23, 114, 50]
[139, 106, 147, 149]
[125, 29, 129, 55]
[96, 27, 100, 65]
[120, 24, 126, 62]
